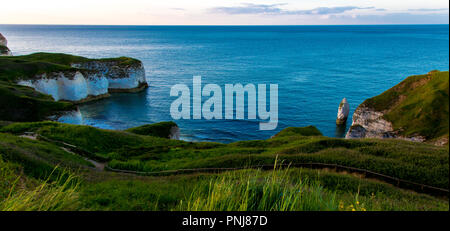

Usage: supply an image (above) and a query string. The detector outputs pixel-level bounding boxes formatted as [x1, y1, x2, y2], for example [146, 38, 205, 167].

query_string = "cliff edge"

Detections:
[346, 70, 449, 145]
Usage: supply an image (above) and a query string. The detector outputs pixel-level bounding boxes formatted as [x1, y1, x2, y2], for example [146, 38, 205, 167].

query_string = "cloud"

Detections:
[210, 3, 285, 15]
[293, 6, 375, 15]
[330, 13, 449, 24]
[210, 4, 376, 15]
[408, 8, 449, 12]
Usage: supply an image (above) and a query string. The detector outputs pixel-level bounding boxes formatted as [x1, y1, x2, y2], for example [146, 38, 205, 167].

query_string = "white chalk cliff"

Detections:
[17, 60, 147, 102]
[72, 60, 146, 91]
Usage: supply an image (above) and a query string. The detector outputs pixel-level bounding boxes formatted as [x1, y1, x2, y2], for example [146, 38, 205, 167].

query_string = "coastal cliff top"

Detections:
[360, 70, 449, 141]
[0, 52, 142, 82]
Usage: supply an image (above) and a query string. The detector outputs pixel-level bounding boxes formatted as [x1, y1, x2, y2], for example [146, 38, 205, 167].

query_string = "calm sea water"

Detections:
[1, 25, 448, 142]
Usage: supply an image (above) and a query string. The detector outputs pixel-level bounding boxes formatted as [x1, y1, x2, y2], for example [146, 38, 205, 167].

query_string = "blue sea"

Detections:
[0, 25, 448, 143]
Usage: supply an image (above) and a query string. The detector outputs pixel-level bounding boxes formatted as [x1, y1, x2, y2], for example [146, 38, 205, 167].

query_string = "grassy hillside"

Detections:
[0, 122, 448, 211]
[1, 122, 448, 189]
[0, 156, 80, 211]
[0, 81, 74, 121]
[126, 122, 178, 138]
[362, 70, 449, 142]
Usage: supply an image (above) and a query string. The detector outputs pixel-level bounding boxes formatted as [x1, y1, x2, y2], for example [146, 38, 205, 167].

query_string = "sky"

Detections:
[1, 0, 449, 25]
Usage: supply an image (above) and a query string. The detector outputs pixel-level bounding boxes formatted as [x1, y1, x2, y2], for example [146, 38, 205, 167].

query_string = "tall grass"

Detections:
[0, 167, 80, 211]
[177, 159, 341, 211]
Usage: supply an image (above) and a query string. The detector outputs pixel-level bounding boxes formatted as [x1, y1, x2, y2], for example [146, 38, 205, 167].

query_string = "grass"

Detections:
[1, 122, 447, 189]
[0, 81, 74, 121]
[177, 159, 340, 211]
[0, 52, 142, 82]
[362, 70, 449, 141]
[1, 151, 447, 211]
[0, 132, 93, 180]
[126, 122, 178, 138]
[0, 162, 80, 211]
[78, 165, 448, 211]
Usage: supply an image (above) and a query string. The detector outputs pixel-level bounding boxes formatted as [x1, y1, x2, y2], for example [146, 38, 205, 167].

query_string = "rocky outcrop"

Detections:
[336, 98, 350, 125]
[0, 33, 12, 56]
[346, 106, 426, 142]
[16, 59, 148, 103]
[345, 106, 394, 139]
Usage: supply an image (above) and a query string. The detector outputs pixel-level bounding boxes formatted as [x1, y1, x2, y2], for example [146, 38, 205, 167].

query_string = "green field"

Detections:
[0, 121, 448, 211]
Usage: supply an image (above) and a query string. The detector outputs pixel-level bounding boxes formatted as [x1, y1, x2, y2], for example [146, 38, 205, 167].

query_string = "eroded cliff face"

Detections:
[16, 60, 147, 103]
[72, 60, 147, 91]
[345, 106, 395, 139]
[17, 70, 109, 102]
[345, 105, 425, 142]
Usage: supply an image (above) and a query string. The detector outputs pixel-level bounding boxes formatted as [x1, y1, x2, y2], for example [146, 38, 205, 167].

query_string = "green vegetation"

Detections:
[0, 157, 80, 211]
[0, 52, 141, 82]
[126, 122, 178, 138]
[178, 162, 340, 211]
[175, 166, 448, 211]
[0, 132, 92, 179]
[0, 122, 448, 211]
[0, 45, 10, 55]
[0, 81, 74, 121]
[362, 70, 449, 141]
[273, 125, 323, 137]
[1, 122, 448, 190]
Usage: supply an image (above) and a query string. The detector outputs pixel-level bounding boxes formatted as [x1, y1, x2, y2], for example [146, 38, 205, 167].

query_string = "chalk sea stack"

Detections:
[0, 33, 13, 56]
[336, 98, 350, 125]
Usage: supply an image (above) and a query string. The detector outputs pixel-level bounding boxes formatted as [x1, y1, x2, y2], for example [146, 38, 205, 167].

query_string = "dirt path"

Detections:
[60, 147, 106, 171]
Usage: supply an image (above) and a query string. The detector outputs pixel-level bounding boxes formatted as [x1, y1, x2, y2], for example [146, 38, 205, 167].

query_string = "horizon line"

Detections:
[1, 23, 449, 27]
